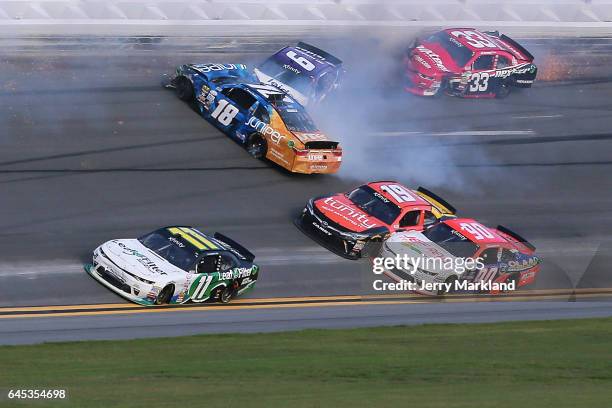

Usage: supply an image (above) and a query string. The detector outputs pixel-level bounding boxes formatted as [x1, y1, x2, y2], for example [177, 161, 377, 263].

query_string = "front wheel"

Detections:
[155, 285, 174, 305]
[175, 77, 194, 102]
[438, 276, 458, 296]
[246, 134, 267, 160]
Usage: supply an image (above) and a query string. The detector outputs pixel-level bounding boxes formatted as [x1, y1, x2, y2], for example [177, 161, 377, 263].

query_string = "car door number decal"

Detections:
[190, 275, 214, 302]
[469, 72, 490, 92]
[211, 99, 239, 126]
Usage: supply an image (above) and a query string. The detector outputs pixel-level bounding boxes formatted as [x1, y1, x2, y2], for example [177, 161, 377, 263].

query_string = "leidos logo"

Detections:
[247, 117, 285, 145]
[323, 197, 377, 229]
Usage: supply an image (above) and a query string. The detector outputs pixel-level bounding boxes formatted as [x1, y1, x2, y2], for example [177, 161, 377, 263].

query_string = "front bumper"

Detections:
[86, 248, 159, 306]
[404, 70, 442, 97]
[295, 205, 371, 260]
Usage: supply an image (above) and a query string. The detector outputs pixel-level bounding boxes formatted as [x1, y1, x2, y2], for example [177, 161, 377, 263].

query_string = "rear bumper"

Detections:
[291, 154, 342, 174]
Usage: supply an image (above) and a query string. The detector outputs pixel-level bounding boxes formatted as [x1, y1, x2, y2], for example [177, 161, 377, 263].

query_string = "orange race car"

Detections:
[166, 63, 342, 174]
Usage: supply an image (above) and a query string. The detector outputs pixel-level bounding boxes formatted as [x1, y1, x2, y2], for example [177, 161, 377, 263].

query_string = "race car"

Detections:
[85, 226, 259, 305]
[296, 181, 456, 260]
[254, 42, 344, 106]
[404, 28, 537, 98]
[380, 218, 541, 295]
[167, 63, 342, 174]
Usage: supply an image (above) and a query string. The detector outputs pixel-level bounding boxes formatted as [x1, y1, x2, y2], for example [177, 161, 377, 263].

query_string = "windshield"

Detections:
[429, 32, 474, 67]
[347, 186, 401, 225]
[275, 105, 318, 132]
[258, 58, 315, 96]
[138, 231, 199, 271]
[422, 223, 479, 258]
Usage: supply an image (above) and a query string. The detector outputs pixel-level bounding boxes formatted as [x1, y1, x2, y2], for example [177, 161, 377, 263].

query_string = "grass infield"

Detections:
[1, 318, 611, 407]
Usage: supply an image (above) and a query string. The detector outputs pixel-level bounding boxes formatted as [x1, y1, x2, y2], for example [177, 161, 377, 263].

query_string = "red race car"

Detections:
[296, 181, 456, 259]
[382, 218, 541, 295]
[404, 28, 537, 98]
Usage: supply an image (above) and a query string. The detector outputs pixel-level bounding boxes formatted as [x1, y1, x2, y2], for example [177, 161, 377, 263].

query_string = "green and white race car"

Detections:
[85, 226, 259, 305]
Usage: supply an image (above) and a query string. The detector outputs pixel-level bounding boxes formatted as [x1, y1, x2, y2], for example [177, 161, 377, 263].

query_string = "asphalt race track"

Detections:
[1, 34, 612, 344]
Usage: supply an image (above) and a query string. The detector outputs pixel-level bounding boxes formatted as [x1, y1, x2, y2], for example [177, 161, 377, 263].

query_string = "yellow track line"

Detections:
[0, 291, 610, 319]
[1, 288, 611, 313]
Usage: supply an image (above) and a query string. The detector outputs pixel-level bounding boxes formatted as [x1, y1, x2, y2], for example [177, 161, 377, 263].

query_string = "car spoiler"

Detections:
[500, 34, 534, 61]
[416, 187, 457, 216]
[297, 42, 343, 66]
[213, 233, 256, 262]
[305, 141, 339, 150]
[496, 225, 536, 251]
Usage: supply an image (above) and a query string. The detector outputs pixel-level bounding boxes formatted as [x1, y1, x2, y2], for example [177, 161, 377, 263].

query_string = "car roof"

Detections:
[442, 218, 508, 245]
[165, 226, 227, 253]
[442, 28, 508, 53]
[366, 181, 431, 209]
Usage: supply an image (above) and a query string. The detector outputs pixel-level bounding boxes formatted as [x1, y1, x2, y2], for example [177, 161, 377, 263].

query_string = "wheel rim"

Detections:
[248, 139, 265, 158]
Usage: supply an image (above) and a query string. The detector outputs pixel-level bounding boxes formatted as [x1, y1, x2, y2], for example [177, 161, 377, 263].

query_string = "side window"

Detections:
[473, 55, 494, 71]
[423, 211, 437, 228]
[316, 72, 333, 96]
[399, 210, 421, 228]
[480, 248, 500, 265]
[223, 88, 256, 110]
[219, 253, 237, 272]
[254, 104, 270, 123]
[501, 249, 517, 263]
[197, 255, 218, 274]
[497, 55, 512, 69]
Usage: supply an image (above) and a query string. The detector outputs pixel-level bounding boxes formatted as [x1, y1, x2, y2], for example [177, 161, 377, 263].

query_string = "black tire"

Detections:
[175, 77, 194, 102]
[438, 276, 458, 296]
[507, 273, 521, 291]
[246, 134, 267, 159]
[155, 285, 174, 305]
[219, 285, 235, 304]
[495, 80, 512, 99]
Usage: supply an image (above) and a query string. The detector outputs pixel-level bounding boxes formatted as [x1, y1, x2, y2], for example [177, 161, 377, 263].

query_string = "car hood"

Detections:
[385, 231, 459, 275]
[253, 68, 309, 106]
[314, 194, 385, 233]
[408, 43, 463, 76]
[101, 239, 187, 279]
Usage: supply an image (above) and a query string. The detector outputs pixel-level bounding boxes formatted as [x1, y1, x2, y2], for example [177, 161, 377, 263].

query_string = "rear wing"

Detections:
[500, 34, 534, 61]
[297, 42, 343, 66]
[213, 233, 256, 262]
[496, 225, 536, 252]
[416, 187, 457, 217]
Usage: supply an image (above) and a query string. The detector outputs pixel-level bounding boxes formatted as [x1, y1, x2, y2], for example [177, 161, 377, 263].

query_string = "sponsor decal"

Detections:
[247, 117, 285, 145]
[193, 63, 247, 73]
[310, 164, 328, 170]
[491, 64, 534, 79]
[416, 46, 450, 72]
[283, 64, 301, 74]
[118, 242, 167, 275]
[413, 54, 431, 69]
[312, 221, 332, 236]
[168, 237, 185, 248]
[322, 197, 378, 229]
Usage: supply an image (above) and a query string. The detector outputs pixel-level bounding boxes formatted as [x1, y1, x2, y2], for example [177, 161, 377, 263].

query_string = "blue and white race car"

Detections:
[166, 62, 343, 174]
[254, 42, 344, 106]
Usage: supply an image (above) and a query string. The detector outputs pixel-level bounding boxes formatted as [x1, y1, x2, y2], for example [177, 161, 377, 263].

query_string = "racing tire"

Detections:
[507, 273, 521, 291]
[155, 285, 174, 305]
[219, 285, 235, 304]
[175, 77, 194, 102]
[246, 134, 267, 160]
[438, 276, 458, 296]
[495, 81, 512, 99]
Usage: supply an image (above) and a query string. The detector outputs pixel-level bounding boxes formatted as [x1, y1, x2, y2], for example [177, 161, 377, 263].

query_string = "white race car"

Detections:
[379, 218, 540, 295]
[85, 226, 259, 305]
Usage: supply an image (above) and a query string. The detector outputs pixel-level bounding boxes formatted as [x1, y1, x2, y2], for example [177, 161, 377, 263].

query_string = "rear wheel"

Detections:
[175, 77, 194, 102]
[246, 134, 267, 159]
[155, 285, 174, 305]
[438, 276, 457, 296]
[219, 285, 235, 304]
[495, 80, 512, 99]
